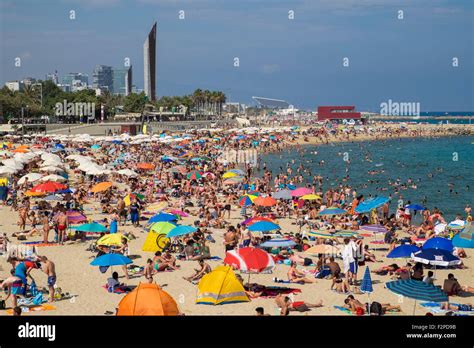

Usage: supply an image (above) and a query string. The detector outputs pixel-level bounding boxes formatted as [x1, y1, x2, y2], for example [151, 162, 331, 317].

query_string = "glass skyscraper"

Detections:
[112, 66, 132, 96]
[92, 65, 113, 93]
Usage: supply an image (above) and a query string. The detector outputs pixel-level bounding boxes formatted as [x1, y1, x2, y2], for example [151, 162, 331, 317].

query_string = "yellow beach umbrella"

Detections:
[223, 171, 238, 179]
[146, 201, 168, 212]
[97, 233, 129, 246]
[301, 194, 322, 200]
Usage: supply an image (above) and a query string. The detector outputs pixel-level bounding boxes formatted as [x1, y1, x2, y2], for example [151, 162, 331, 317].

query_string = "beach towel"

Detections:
[334, 305, 353, 315]
[259, 287, 302, 298]
[273, 279, 305, 285]
[370, 240, 385, 244]
[21, 241, 61, 247]
[6, 304, 56, 314]
[102, 285, 130, 294]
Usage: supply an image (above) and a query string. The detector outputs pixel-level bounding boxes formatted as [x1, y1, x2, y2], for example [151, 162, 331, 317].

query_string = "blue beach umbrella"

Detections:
[70, 222, 108, 233]
[90, 253, 132, 267]
[319, 207, 347, 215]
[91, 144, 101, 150]
[411, 249, 461, 267]
[260, 239, 296, 248]
[422, 237, 453, 252]
[147, 212, 178, 224]
[166, 225, 197, 238]
[247, 221, 280, 232]
[354, 197, 389, 214]
[387, 244, 420, 259]
[386, 279, 448, 314]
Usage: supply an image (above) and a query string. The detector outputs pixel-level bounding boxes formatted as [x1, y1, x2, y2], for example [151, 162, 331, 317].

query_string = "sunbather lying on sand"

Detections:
[441, 302, 472, 311]
[275, 294, 323, 315]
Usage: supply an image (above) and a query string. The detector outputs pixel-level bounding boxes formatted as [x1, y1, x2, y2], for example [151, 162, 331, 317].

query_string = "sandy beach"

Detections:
[0, 122, 473, 316]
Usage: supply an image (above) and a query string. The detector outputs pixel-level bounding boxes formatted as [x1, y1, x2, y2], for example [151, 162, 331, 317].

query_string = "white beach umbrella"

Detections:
[40, 166, 64, 173]
[18, 173, 43, 184]
[40, 174, 67, 182]
[0, 166, 18, 175]
[117, 169, 138, 177]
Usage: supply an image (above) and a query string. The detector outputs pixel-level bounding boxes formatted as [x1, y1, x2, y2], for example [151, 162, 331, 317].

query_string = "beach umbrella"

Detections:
[71, 222, 108, 233]
[39, 166, 64, 173]
[136, 162, 155, 170]
[223, 176, 244, 185]
[260, 238, 296, 248]
[30, 181, 67, 194]
[239, 194, 257, 207]
[148, 212, 177, 224]
[422, 237, 453, 252]
[242, 216, 274, 226]
[40, 174, 66, 182]
[272, 189, 292, 200]
[452, 223, 474, 248]
[360, 224, 388, 233]
[305, 244, 341, 255]
[149, 221, 176, 235]
[354, 197, 390, 214]
[186, 170, 202, 180]
[97, 233, 129, 247]
[117, 283, 180, 316]
[117, 169, 138, 177]
[291, 187, 312, 197]
[166, 225, 197, 238]
[123, 193, 145, 206]
[387, 244, 420, 259]
[360, 267, 373, 314]
[229, 169, 245, 175]
[319, 207, 347, 215]
[224, 247, 275, 273]
[254, 196, 277, 207]
[66, 210, 87, 224]
[146, 202, 168, 213]
[0, 166, 17, 175]
[142, 230, 170, 253]
[44, 194, 62, 201]
[386, 279, 448, 314]
[411, 249, 461, 267]
[196, 266, 249, 305]
[334, 230, 359, 238]
[307, 230, 334, 239]
[90, 253, 132, 267]
[18, 173, 43, 184]
[90, 181, 113, 193]
[247, 221, 280, 232]
[169, 209, 188, 217]
[223, 171, 238, 179]
[406, 204, 426, 211]
[301, 194, 322, 201]
[91, 144, 101, 150]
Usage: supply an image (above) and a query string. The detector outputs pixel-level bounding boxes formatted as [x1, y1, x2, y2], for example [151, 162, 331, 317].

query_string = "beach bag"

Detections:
[29, 281, 39, 296]
[32, 293, 43, 306]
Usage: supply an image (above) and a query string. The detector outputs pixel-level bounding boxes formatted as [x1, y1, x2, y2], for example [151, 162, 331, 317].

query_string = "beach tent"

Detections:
[196, 266, 249, 305]
[354, 197, 389, 214]
[117, 283, 180, 316]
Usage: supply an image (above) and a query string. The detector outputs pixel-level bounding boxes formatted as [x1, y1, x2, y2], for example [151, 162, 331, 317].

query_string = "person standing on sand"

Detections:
[39, 256, 56, 302]
[117, 199, 126, 226]
[42, 211, 51, 244]
[55, 209, 68, 244]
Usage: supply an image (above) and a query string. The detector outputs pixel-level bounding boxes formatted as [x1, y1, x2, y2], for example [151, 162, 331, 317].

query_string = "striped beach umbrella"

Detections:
[307, 230, 334, 239]
[386, 279, 448, 314]
[260, 238, 296, 248]
[239, 194, 257, 207]
[186, 170, 202, 180]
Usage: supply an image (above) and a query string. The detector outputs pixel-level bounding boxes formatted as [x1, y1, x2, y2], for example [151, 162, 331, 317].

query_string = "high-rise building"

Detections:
[46, 71, 59, 85]
[112, 66, 132, 96]
[143, 22, 157, 101]
[62, 73, 88, 87]
[92, 65, 113, 93]
[5, 81, 23, 92]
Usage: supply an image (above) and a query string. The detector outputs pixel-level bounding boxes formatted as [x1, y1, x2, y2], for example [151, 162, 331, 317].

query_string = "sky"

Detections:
[0, 0, 473, 111]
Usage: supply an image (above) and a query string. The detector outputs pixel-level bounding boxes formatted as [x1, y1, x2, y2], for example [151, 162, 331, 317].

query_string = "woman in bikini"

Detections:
[287, 262, 316, 284]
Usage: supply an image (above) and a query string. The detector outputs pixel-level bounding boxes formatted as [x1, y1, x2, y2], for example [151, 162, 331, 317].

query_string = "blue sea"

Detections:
[383, 112, 474, 125]
[261, 136, 474, 221]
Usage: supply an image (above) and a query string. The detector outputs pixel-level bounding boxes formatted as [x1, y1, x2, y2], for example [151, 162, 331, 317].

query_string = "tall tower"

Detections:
[143, 22, 157, 101]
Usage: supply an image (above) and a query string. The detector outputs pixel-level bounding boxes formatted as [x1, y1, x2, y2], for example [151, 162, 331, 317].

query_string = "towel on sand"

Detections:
[6, 304, 56, 314]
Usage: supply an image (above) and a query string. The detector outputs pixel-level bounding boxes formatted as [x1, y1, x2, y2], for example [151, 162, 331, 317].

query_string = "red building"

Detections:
[317, 106, 361, 121]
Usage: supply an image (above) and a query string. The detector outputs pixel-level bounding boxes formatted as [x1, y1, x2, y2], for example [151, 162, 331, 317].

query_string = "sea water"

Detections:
[261, 136, 474, 221]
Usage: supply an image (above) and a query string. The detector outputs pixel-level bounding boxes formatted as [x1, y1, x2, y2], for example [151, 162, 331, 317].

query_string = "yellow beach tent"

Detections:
[196, 265, 250, 305]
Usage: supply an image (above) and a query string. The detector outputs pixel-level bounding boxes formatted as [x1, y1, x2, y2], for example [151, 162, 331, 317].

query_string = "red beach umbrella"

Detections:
[30, 181, 67, 194]
[224, 247, 275, 273]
